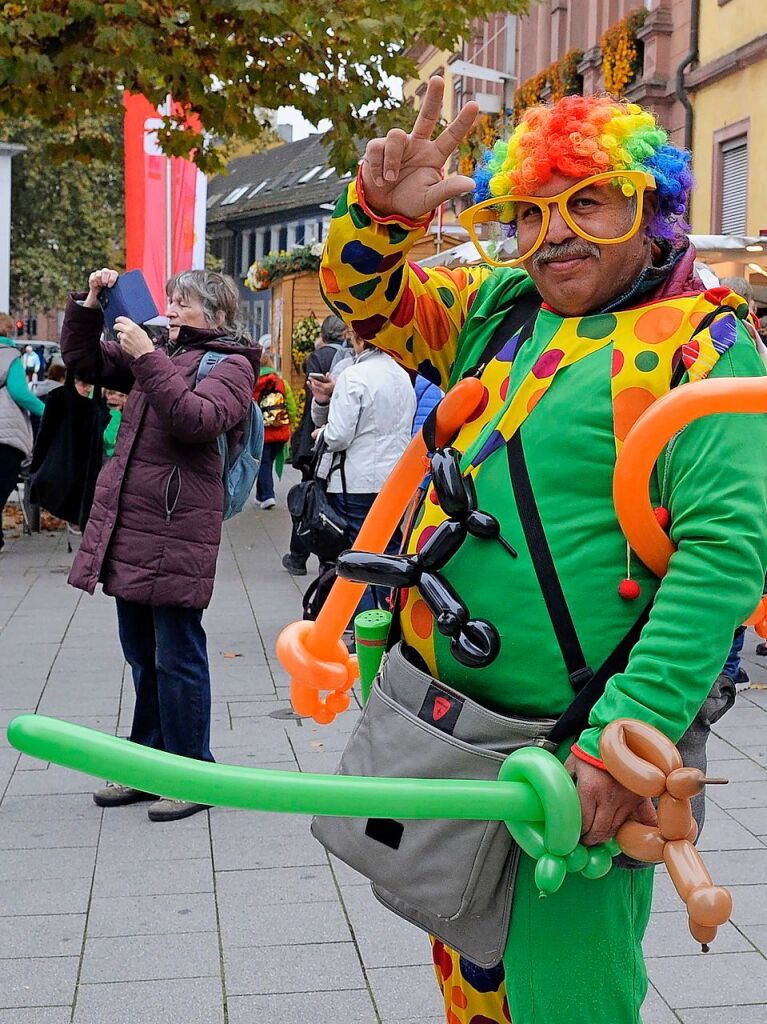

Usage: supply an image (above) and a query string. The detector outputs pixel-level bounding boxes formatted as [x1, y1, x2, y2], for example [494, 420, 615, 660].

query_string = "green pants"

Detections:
[503, 854, 655, 1024]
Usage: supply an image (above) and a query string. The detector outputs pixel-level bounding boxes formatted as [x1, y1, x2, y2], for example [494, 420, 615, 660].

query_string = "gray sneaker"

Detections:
[147, 798, 210, 822]
[93, 783, 157, 807]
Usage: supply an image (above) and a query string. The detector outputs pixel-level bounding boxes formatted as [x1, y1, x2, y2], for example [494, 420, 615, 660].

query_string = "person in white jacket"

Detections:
[312, 331, 415, 614]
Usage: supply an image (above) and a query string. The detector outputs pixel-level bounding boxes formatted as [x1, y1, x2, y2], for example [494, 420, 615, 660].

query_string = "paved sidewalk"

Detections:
[1, 473, 767, 1022]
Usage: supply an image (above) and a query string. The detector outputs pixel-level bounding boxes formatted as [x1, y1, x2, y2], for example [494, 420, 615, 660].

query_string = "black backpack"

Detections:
[302, 563, 338, 620]
[286, 440, 350, 563]
[287, 475, 348, 563]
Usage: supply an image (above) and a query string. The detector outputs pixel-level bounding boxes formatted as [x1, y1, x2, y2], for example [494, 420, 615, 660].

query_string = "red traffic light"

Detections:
[15, 320, 24, 337]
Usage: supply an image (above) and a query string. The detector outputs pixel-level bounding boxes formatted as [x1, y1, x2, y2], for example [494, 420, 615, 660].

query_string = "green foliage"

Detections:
[0, 1, 533, 174]
[0, 116, 124, 312]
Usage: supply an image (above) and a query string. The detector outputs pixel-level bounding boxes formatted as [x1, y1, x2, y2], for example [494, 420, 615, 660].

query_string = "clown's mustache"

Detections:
[533, 239, 602, 267]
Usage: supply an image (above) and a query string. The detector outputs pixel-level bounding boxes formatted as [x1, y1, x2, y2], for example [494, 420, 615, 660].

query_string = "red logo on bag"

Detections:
[433, 696, 452, 722]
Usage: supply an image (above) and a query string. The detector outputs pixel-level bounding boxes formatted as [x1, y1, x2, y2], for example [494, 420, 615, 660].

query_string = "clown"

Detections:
[319, 80, 767, 1024]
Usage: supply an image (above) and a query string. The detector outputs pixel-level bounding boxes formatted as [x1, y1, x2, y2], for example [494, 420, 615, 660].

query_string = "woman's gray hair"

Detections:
[166, 270, 251, 343]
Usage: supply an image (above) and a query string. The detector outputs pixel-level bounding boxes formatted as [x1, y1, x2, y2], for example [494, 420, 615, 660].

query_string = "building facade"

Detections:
[512, 0, 691, 146]
[206, 136, 350, 339]
[687, 0, 767, 242]
[402, 3, 695, 237]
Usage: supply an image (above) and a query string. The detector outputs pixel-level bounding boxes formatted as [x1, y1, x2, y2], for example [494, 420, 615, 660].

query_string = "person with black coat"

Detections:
[282, 315, 348, 575]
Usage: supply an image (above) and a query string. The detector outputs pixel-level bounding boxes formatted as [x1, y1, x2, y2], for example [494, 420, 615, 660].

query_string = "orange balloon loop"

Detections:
[275, 378, 487, 724]
[600, 719, 681, 797]
[614, 377, 767, 630]
[601, 719, 732, 949]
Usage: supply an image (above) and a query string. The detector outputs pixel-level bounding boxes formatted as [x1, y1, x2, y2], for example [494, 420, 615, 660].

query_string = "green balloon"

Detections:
[581, 845, 614, 880]
[604, 837, 621, 858]
[498, 746, 581, 856]
[565, 844, 589, 874]
[535, 853, 567, 895]
[7, 714, 546, 822]
[507, 820, 547, 860]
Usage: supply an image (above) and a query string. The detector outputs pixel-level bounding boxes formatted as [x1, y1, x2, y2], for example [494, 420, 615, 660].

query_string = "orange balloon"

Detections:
[276, 377, 486, 723]
[614, 377, 767, 582]
[687, 885, 733, 929]
[615, 820, 665, 863]
[664, 839, 712, 902]
[689, 920, 717, 947]
[600, 719, 681, 797]
[755, 618, 767, 640]
[602, 718, 733, 944]
[658, 792, 694, 842]
[666, 767, 708, 801]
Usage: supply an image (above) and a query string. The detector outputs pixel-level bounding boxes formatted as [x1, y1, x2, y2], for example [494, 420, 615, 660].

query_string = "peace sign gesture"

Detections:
[361, 77, 480, 222]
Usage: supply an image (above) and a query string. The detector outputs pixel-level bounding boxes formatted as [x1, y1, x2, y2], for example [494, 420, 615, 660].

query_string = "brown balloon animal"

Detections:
[600, 719, 732, 951]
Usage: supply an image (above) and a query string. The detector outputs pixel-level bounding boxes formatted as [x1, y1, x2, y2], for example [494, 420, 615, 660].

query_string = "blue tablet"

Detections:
[98, 270, 159, 330]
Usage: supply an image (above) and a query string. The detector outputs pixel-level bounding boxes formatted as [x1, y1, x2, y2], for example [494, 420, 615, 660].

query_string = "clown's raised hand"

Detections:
[361, 76, 479, 222]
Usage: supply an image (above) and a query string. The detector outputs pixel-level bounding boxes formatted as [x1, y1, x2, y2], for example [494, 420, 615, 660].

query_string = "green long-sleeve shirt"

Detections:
[321, 182, 767, 760]
[0, 337, 45, 417]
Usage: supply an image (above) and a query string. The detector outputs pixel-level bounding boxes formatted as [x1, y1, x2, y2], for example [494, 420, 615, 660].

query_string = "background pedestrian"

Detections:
[313, 331, 415, 620]
[252, 334, 296, 510]
[0, 315, 44, 552]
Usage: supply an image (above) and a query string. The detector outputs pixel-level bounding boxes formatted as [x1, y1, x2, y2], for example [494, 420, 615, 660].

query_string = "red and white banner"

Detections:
[123, 93, 207, 311]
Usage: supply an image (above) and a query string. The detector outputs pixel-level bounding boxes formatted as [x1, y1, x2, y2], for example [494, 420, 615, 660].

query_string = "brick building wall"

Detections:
[513, 0, 691, 146]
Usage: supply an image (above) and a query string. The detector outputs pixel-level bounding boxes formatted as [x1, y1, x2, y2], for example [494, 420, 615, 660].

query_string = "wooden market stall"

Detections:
[270, 271, 326, 395]
[269, 228, 467, 393]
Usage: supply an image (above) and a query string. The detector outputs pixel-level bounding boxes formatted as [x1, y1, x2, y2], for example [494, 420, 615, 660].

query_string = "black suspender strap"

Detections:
[507, 430, 594, 692]
[547, 600, 652, 744]
[506, 427, 654, 743]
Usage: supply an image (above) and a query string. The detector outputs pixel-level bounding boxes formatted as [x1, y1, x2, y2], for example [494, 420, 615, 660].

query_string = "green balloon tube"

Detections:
[354, 609, 392, 703]
[7, 714, 546, 823]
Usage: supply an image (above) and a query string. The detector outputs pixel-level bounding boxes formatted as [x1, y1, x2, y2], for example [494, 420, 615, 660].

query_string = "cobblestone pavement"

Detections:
[1, 473, 767, 1023]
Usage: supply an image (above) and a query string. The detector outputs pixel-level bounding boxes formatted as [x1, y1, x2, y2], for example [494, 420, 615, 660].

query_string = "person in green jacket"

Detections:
[319, 81, 767, 1024]
[0, 318, 45, 551]
[103, 389, 126, 459]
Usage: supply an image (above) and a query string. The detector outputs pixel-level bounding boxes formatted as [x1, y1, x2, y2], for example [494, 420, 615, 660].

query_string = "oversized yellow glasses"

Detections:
[458, 170, 657, 268]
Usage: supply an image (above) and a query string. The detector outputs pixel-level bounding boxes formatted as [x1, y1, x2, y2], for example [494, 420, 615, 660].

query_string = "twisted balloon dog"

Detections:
[601, 720, 731, 949]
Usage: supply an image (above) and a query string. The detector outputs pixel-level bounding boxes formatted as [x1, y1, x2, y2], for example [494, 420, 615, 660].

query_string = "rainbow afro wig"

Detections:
[474, 95, 694, 241]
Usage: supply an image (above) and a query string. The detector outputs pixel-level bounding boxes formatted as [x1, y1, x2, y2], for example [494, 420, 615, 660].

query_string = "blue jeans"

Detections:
[115, 598, 214, 762]
[256, 441, 281, 502]
[723, 625, 746, 679]
[328, 491, 399, 618]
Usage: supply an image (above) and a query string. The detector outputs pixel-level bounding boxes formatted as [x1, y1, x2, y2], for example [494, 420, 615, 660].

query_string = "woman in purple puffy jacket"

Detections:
[61, 268, 260, 822]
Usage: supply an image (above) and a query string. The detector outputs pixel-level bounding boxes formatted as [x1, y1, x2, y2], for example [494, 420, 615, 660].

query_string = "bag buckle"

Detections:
[569, 667, 594, 691]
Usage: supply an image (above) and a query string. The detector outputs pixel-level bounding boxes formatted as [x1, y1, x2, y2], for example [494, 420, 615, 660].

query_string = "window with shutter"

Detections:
[720, 138, 748, 234]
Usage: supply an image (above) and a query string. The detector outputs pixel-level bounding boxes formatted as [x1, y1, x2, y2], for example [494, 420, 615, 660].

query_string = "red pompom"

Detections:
[618, 578, 642, 601]
[704, 286, 730, 305]
[653, 506, 671, 530]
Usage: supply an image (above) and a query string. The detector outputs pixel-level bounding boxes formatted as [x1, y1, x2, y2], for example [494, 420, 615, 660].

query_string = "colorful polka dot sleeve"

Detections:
[319, 173, 493, 389]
